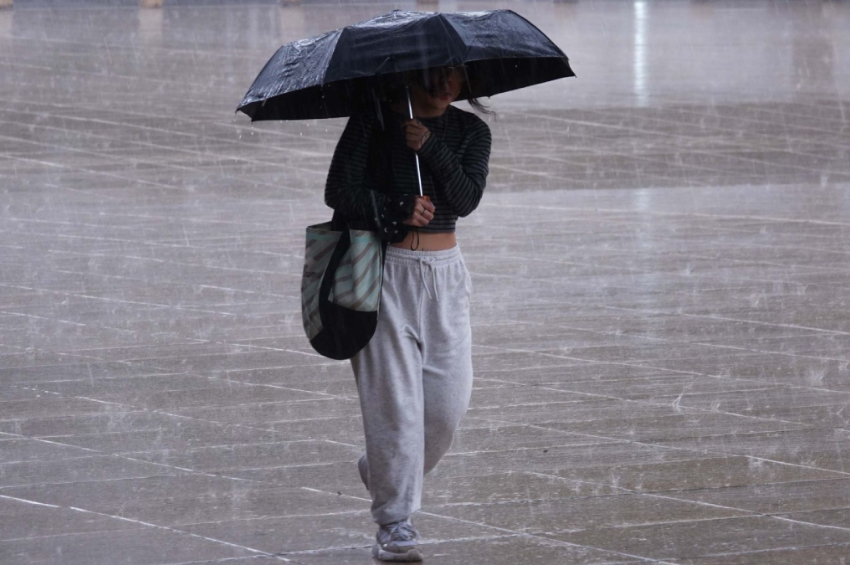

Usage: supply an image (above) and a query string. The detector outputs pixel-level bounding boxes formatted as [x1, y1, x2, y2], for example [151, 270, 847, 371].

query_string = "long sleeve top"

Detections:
[325, 104, 491, 240]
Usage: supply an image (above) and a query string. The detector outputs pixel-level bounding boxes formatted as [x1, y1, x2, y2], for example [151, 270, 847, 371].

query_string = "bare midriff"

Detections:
[390, 231, 457, 251]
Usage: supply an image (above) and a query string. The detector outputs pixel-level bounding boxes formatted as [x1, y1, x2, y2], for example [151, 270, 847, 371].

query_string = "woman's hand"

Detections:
[402, 119, 432, 152]
[403, 195, 435, 227]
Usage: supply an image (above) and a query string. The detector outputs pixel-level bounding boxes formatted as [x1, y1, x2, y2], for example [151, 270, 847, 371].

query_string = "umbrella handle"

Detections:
[406, 87, 424, 197]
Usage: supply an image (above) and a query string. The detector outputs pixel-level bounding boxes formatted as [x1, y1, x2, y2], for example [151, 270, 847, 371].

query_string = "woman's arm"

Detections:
[325, 114, 415, 239]
[414, 118, 491, 217]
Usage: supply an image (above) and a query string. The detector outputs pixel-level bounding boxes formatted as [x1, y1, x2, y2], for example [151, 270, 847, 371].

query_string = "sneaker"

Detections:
[372, 518, 423, 562]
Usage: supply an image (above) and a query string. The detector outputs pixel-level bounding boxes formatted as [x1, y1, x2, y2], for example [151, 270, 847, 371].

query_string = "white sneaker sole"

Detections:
[372, 542, 423, 562]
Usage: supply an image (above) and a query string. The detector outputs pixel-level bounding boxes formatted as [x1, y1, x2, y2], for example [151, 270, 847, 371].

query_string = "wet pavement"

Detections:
[1, 0, 850, 563]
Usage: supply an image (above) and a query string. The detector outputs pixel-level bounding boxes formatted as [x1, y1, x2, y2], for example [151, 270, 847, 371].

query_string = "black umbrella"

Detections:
[237, 9, 575, 122]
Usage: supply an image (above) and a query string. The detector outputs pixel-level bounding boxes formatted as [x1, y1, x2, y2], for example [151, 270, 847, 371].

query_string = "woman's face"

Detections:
[413, 66, 465, 114]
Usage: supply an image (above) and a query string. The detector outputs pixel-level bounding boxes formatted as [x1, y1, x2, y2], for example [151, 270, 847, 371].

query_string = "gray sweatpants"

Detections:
[351, 245, 473, 525]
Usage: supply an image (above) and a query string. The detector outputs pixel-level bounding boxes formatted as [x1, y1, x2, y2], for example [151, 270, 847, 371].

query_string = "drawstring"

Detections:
[418, 257, 438, 300]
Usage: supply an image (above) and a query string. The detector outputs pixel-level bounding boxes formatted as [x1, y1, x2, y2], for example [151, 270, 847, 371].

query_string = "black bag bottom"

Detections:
[310, 302, 378, 361]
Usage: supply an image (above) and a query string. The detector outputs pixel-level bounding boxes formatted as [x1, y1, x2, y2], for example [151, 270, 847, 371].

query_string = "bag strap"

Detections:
[320, 216, 351, 306]
[318, 216, 387, 311]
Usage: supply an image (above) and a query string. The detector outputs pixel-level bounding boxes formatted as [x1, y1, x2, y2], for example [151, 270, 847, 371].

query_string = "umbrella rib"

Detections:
[437, 13, 472, 64]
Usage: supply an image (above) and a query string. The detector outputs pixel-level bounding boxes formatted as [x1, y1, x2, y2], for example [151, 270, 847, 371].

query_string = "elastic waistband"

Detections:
[385, 245, 462, 265]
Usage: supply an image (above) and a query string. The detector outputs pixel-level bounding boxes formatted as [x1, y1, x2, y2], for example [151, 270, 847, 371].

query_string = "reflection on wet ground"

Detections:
[1, 1, 849, 563]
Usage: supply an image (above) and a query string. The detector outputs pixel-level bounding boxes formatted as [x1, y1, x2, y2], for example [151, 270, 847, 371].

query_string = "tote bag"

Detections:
[301, 220, 383, 360]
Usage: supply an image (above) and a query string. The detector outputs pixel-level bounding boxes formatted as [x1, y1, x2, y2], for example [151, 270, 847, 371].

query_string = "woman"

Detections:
[325, 64, 491, 562]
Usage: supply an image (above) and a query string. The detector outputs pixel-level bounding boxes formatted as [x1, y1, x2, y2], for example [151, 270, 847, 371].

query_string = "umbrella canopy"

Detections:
[238, 9, 574, 121]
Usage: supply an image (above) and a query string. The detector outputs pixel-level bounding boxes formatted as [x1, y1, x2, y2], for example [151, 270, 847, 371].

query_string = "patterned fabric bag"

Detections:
[301, 219, 384, 360]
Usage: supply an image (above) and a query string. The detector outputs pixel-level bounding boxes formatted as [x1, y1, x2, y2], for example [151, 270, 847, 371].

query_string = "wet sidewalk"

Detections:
[1, 1, 850, 564]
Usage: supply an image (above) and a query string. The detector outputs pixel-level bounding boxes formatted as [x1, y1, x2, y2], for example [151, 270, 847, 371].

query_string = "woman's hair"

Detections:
[463, 96, 494, 116]
[457, 66, 494, 115]
[391, 66, 494, 116]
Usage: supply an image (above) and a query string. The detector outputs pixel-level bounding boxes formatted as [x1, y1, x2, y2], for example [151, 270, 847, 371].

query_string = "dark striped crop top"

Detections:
[324, 104, 491, 241]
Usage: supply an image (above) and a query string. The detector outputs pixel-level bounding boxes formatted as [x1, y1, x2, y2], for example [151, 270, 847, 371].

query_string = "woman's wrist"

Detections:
[416, 130, 436, 155]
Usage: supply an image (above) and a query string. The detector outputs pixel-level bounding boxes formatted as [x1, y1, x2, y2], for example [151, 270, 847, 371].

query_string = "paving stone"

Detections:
[0, 498, 139, 541]
[430, 492, 750, 535]
[421, 471, 624, 507]
[673, 478, 850, 515]
[184, 511, 502, 555]
[0, 411, 192, 438]
[540, 412, 807, 443]
[681, 543, 850, 565]
[0, 438, 94, 465]
[780, 507, 850, 530]
[0, 474, 259, 510]
[126, 439, 361, 473]
[231, 460, 364, 492]
[92, 486, 368, 527]
[0, 456, 190, 489]
[38, 423, 286, 454]
[656, 428, 850, 472]
[286, 536, 644, 564]
[0, 528, 258, 565]
[545, 455, 847, 494]
[172, 398, 361, 426]
[555, 516, 850, 561]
